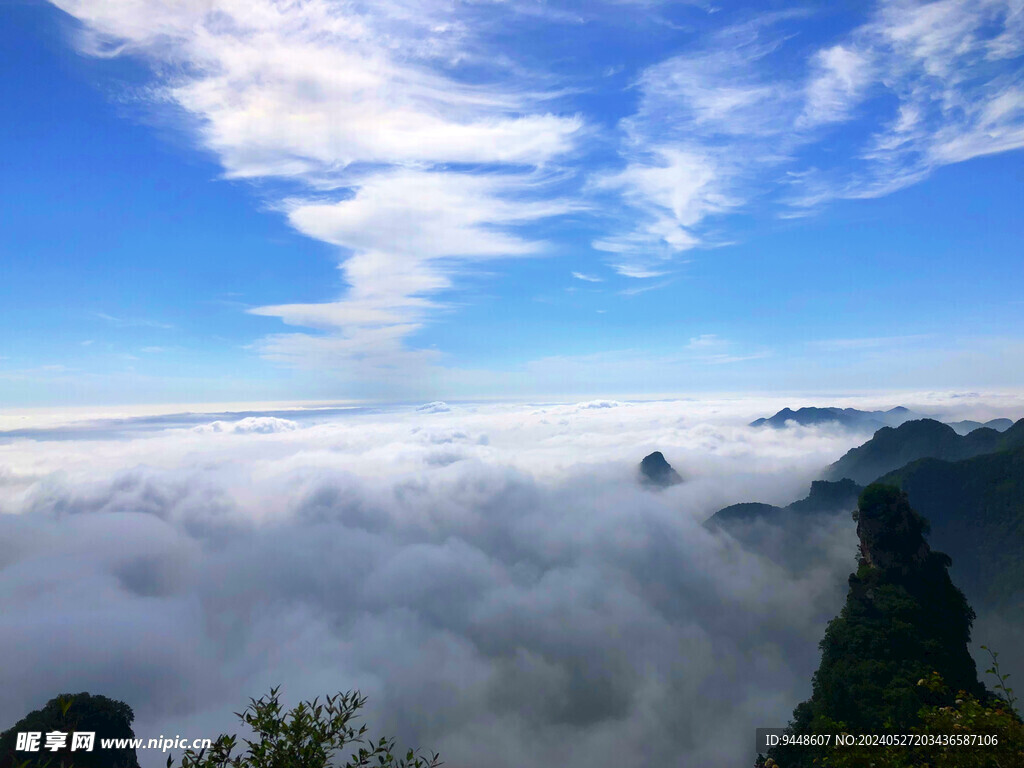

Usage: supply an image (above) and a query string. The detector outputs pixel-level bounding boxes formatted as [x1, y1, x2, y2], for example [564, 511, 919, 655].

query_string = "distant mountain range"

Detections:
[704, 479, 862, 571]
[706, 478, 861, 529]
[749, 406, 1016, 435]
[749, 406, 918, 430]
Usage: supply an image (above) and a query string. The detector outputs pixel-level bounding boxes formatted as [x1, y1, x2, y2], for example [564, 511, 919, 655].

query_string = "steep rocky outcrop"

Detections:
[768, 485, 987, 767]
[638, 451, 682, 488]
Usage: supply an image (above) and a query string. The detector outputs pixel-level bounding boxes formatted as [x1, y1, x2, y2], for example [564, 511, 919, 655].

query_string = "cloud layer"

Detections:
[0, 398, 868, 767]
[4, 394, 1023, 766]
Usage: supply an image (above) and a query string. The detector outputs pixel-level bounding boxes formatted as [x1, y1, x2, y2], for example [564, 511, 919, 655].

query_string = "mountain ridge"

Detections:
[749, 406, 917, 430]
[705, 478, 862, 530]
[825, 417, 1024, 485]
[749, 406, 1018, 437]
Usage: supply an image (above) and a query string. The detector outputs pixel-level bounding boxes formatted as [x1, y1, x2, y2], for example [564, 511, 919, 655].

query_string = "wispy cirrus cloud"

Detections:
[94, 312, 173, 329]
[54, 0, 583, 379]
[593, 11, 808, 277]
[601, 0, 1024, 276]
[799, 44, 873, 129]
[806, 333, 934, 352]
[247, 169, 580, 379]
[618, 278, 674, 296]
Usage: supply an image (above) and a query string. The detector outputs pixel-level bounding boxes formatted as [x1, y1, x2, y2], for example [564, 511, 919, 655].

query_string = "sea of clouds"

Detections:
[1, 393, 1021, 767]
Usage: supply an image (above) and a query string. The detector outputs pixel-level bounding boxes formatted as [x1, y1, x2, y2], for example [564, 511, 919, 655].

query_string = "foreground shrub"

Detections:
[172, 688, 440, 768]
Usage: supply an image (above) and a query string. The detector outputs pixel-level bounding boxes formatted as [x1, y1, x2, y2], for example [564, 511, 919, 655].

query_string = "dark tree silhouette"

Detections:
[0, 692, 140, 768]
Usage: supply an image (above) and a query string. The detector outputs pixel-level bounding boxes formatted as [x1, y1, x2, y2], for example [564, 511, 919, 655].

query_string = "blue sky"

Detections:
[2, 0, 1023, 406]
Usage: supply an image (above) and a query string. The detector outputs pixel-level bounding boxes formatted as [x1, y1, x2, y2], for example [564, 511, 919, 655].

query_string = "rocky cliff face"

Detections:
[854, 484, 932, 572]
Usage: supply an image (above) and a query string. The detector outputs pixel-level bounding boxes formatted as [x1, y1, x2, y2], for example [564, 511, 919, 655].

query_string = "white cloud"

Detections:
[246, 169, 579, 374]
[799, 44, 872, 128]
[618, 279, 673, 296]
[601, 262, 670, 279]
[602, 0, 1024, 262]
[686, 334, 723, 349]
[595, 147, 734, 275]
[800, 0, 1024, 202]
[282, 172, 569, 261]
[0, 398, 873, 766]
[807, 334, 934, 352]
[593, 15, 801, 273]
[571, 272, 603, 283]
[193, 416, 299, 434]
[56, 0, 581, 175]
[574, 399, 624, 410]
[94, 312, 173, 329]
[54, 0, 583, 378]
[250, 326, 444, 384]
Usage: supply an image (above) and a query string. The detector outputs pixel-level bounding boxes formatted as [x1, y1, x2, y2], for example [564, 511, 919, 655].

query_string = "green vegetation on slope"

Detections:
[879, 443, 1024, 610]
[765, 670, 1024, 767]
